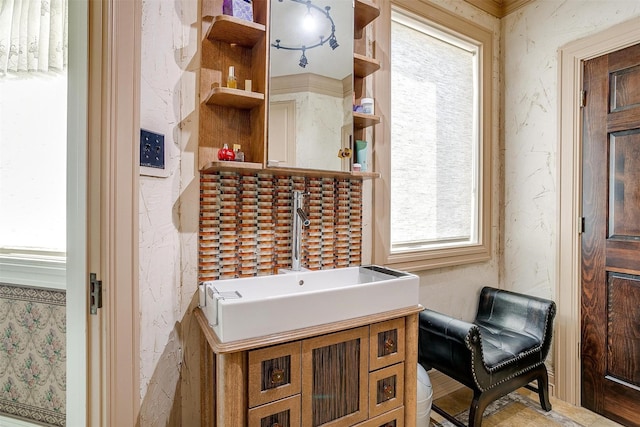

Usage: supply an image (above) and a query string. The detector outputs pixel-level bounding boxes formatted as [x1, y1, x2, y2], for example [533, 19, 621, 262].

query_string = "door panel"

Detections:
[607, 274, 640, 385]
[582, 43, 640, 427]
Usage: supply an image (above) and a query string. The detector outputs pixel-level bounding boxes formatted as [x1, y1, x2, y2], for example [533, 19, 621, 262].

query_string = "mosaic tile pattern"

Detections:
[199, 172, 363, 281]
[0, 284, 66, 426]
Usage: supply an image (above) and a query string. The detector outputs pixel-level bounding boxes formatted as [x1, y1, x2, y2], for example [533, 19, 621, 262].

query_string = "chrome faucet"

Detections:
[292, 190, 310, 271]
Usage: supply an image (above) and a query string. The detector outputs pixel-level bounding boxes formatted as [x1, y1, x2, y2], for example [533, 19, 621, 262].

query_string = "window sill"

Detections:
[0, 251, 66, 290]
[382, 245, 491, 272]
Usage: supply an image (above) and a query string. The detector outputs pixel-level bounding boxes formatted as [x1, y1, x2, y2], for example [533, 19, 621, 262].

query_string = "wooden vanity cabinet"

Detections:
[195, 306, 421, 427]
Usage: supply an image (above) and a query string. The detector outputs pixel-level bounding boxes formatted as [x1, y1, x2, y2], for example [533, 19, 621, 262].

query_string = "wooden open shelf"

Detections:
[203, 87, 264, 109]
[354, 53, 381, 79]
[354, 112, 381, 129]
[200, 162, 380, 179]
[204, 15, 265, 47]
[355, 0, 380, 39]
[200, 161, 263, 174]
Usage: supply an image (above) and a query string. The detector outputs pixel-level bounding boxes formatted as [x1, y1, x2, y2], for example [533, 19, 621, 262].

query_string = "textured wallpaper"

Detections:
[0, 284, 65, 426]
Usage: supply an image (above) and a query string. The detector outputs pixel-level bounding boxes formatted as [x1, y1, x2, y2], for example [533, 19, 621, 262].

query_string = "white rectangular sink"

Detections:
[198, 265, 419, 343]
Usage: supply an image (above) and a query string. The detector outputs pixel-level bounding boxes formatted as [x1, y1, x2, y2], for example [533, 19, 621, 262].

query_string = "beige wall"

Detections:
[138, 0, 200, 424]
[501, 0, 640, 301]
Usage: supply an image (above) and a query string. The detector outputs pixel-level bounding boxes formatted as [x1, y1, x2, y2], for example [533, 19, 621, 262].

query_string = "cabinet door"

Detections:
[301, 327, 370, 427]
[249, 341, 302, 408]
[368, 363, 405, 419]
[248, 394, 301, 427]
[369, 318, 405, 371]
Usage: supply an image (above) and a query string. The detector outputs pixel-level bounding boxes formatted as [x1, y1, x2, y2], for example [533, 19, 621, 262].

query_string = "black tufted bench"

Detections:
[418, 286, 556, 427]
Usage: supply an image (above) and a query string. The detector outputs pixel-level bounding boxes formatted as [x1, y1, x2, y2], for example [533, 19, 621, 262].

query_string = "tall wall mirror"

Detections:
[268, 0, 354, 172]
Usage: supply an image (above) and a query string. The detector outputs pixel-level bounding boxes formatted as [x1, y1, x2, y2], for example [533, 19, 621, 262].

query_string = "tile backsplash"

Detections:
[199, 172, 363, 281]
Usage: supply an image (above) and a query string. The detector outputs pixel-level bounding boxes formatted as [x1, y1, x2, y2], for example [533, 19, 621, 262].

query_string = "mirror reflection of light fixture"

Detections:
[271, 0, 339, 68]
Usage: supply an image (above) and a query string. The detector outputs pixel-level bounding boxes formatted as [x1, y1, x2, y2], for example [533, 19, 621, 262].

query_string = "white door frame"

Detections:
[556, 16, 640, 406]
[86, 0, 141, 424]
[66, 0, 89, 424]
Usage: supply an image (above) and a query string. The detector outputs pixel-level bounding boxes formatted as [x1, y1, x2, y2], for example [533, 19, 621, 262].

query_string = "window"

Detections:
[0, 2, 69, 288]
[374, 1, 493, 271]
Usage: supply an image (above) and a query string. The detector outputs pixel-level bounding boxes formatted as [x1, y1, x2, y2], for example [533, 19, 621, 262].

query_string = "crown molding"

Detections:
[464, 0, 534, 18]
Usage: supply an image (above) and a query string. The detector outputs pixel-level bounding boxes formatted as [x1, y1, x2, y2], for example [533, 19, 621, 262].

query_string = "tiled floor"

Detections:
[430, 388, 623, 427]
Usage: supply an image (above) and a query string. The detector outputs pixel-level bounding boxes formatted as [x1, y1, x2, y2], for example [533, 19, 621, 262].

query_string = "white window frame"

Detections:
[373, 0, 493, 271]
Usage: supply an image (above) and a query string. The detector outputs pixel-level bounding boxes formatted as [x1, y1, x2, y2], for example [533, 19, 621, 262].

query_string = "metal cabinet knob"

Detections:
[271, 368, 285, 385]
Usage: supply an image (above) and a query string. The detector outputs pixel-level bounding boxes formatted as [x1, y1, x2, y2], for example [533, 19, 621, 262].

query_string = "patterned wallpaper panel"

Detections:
[199, 172, 363, 281]
[0, 284, 65, 427]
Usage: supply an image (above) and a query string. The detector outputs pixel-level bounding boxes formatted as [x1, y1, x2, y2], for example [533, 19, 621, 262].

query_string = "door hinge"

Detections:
[580, 90, 586, 108]
[579, 217, 585, 234]
[90, 273, 103, 315]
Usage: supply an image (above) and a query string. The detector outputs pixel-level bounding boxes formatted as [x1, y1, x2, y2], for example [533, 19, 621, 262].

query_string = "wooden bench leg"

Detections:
[536, 366, 552, 411]
[468, 390, 490, 427]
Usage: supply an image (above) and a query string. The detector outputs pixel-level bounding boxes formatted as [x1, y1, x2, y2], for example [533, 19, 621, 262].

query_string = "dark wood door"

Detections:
[582, 43, 640, 427]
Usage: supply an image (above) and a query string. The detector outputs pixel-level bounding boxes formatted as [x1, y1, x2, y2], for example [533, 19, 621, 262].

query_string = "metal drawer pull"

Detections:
[384, 338, 396, 353]
[271, 368, 285, 385]
[383, 384, 395, 399]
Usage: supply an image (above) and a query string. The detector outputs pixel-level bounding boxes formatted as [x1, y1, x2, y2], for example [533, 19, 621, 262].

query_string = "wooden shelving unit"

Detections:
[199, 0, 381, 177]
[352, 0, 380, 175]
[199, 0, 268, 169]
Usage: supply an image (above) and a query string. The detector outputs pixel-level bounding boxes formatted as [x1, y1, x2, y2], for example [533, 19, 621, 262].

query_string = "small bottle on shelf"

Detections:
[227, 66, 237, 89]
[233, 144, 245, 162]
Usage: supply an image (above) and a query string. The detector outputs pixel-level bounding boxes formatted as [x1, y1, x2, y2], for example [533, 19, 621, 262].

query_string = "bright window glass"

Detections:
[0, 72, 67, 253]
[390, 9, 479, 254]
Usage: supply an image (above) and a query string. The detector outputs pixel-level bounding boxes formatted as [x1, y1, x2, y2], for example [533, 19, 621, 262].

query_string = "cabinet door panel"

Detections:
[369, 363, 405, 419]
[302, 327, 370, 427]
[249, 341, 302, 407]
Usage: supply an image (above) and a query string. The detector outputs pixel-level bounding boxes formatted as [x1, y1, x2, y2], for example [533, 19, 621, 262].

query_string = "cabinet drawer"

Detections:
[248, 394, 301, 427]
[369, 318, 405, 371]
[249, 341, 302, 408]
[354, 406, 404, 427]
[369, 363, 404, 419]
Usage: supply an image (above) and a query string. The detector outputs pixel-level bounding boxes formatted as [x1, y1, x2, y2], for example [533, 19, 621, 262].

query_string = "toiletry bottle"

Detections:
[227, 66, 237, 89]
[233, 144, 245, 162]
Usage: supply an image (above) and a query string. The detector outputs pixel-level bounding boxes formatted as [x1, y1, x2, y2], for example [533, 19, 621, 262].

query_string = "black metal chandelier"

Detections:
[271, 0, 339, 68]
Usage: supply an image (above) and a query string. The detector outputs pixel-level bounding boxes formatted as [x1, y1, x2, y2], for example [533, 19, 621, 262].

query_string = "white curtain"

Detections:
[0, 0, 68, 74]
